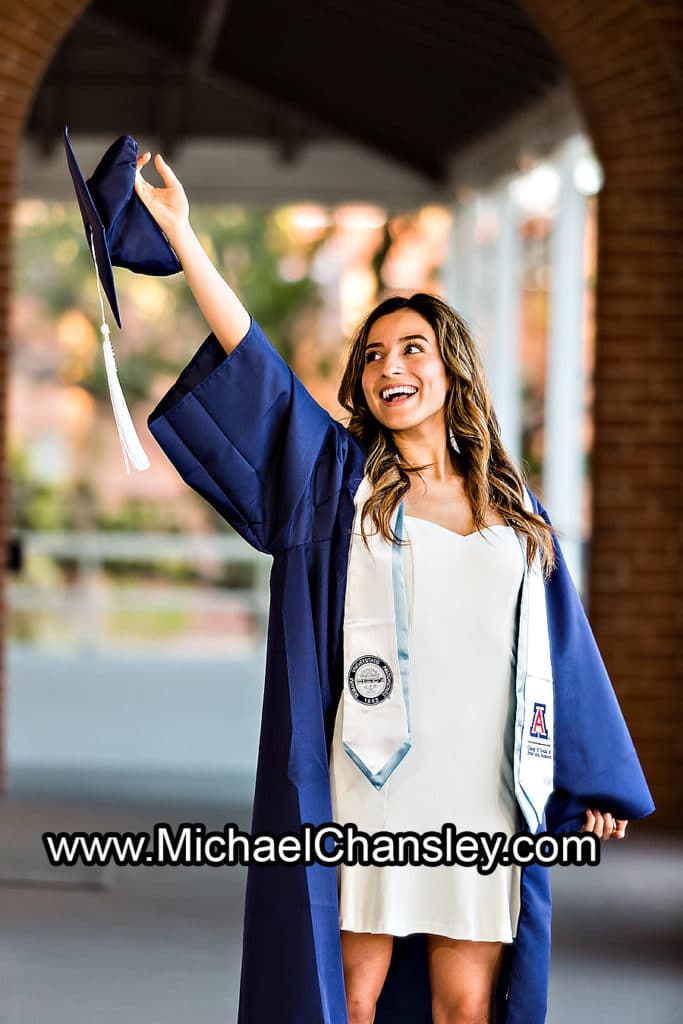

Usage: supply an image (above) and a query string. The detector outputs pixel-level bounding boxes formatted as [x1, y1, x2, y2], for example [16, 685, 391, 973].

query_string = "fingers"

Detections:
[582, 809, 628, 840]
[134, 153, 152, 200]
[582, 809, 605, 838]
[153, 153, 180, 189]
[135, 152, 180, 193]
[134, 167, 152, 205]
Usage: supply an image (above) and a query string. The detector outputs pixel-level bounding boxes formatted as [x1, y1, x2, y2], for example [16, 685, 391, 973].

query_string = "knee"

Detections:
[456, 1010, 490, 1024]
[346, 995, 378, 1024]
[432, 994, 491, 1024]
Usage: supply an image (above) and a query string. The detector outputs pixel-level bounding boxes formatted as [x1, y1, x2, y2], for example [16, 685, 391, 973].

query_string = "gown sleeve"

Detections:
[146, 315, 350, 555]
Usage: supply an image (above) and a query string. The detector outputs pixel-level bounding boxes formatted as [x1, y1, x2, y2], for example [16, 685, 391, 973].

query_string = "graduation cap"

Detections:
[63, 125, 182, 472]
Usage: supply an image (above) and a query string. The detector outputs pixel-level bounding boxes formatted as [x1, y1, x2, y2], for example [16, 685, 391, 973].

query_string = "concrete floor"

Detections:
[0, 767, 680, 1024]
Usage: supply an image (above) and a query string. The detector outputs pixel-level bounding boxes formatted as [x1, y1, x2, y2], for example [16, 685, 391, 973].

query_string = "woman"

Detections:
[135, 152, 654, 1024]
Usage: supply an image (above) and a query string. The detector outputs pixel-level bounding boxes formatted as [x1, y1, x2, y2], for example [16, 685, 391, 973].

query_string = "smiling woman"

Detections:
[135, 151, 654, 1024]
[338, 295, 557, 557]
[333, 294, 567, 1019]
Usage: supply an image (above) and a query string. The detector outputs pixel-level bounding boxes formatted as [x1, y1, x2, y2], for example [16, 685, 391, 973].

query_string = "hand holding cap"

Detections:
[63, 126, 182, 472]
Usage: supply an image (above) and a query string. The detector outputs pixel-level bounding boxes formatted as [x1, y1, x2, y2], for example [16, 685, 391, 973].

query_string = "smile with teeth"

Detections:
[380, 385, 418, 405]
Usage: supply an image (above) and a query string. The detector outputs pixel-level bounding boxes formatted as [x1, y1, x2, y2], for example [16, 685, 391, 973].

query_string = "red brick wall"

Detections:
[521, 0, 683, 829]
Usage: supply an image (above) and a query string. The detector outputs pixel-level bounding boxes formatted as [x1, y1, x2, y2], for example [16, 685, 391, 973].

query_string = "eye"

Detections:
[364, 342, 422, 364]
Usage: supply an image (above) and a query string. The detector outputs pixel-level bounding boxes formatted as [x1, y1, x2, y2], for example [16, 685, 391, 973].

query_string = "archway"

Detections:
[1, 0, 680, 827]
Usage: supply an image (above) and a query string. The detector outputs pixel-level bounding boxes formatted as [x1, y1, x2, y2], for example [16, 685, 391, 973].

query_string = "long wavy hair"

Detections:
[337, 292, 558, 578]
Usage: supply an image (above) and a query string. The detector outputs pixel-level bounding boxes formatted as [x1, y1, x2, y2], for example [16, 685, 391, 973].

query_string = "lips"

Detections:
[380, 385, 418, 405]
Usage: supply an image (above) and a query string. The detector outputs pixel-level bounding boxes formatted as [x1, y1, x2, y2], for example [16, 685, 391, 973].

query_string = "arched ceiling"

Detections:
[22, 0, 575, 203]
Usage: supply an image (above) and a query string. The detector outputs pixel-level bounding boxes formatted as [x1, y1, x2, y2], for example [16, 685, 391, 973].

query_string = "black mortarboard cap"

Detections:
[63, 125, 181, 328]
[63, 126, 182, 472]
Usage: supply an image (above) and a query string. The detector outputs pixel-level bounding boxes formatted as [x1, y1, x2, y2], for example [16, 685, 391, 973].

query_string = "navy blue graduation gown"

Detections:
[147, 316, 654, 1024]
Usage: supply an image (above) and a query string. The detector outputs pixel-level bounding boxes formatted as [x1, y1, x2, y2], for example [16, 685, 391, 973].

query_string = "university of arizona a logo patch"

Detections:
[529, 701, 549, 740]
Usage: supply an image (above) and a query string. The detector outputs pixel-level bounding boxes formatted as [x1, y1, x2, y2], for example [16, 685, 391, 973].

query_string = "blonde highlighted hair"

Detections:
[337, 292, 558, 578]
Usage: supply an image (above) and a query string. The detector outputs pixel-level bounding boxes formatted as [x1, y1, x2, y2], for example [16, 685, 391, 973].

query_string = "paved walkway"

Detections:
[0, 768, 680, 1024]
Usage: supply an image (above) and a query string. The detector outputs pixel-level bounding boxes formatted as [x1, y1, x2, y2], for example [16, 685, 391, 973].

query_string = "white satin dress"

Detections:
[329, 514, 525, 942]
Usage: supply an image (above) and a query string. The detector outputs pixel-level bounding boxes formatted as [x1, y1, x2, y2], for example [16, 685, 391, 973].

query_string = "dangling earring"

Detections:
[448, 427, 461, 454]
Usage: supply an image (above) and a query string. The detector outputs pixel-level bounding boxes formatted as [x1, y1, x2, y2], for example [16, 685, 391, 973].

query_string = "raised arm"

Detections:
[134, 151, 250, 354]
[135, 150, 365, 555]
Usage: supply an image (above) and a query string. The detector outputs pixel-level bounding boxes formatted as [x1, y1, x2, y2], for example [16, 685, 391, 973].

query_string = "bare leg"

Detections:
[340, 930, 394, 1024]
[428, 935, 506, 1024]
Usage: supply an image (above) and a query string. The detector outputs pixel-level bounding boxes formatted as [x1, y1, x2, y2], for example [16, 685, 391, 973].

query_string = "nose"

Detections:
[382, 353, 405, 377]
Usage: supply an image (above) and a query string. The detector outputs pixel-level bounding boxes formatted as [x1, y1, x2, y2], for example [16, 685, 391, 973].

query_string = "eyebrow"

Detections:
[365, 334, 431, 351]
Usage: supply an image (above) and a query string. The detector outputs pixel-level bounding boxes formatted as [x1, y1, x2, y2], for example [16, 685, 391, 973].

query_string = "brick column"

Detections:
[0, 0, 89, 792]
[521, 0, 683, 829]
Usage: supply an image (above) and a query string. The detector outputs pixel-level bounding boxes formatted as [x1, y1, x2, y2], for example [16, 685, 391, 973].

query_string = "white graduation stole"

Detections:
[341, 475, 554, 832]
[341, 475, 411, 789]
[513, 487, 555, 833]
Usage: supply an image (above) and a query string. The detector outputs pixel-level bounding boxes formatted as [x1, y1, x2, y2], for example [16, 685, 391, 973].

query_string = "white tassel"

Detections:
[100, 323, 150, 474]
[88, 228, 150, 473]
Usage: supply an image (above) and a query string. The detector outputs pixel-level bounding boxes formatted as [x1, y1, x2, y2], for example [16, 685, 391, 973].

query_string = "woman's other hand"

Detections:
[134, 152, 189, 246]
[581, 808, 628, 840]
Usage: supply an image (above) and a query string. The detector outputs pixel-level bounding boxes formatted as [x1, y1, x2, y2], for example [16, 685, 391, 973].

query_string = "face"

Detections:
[361, 309, 451, 438]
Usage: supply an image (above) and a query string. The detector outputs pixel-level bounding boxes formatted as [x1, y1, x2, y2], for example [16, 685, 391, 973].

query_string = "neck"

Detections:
[392, 424, 457, 483]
